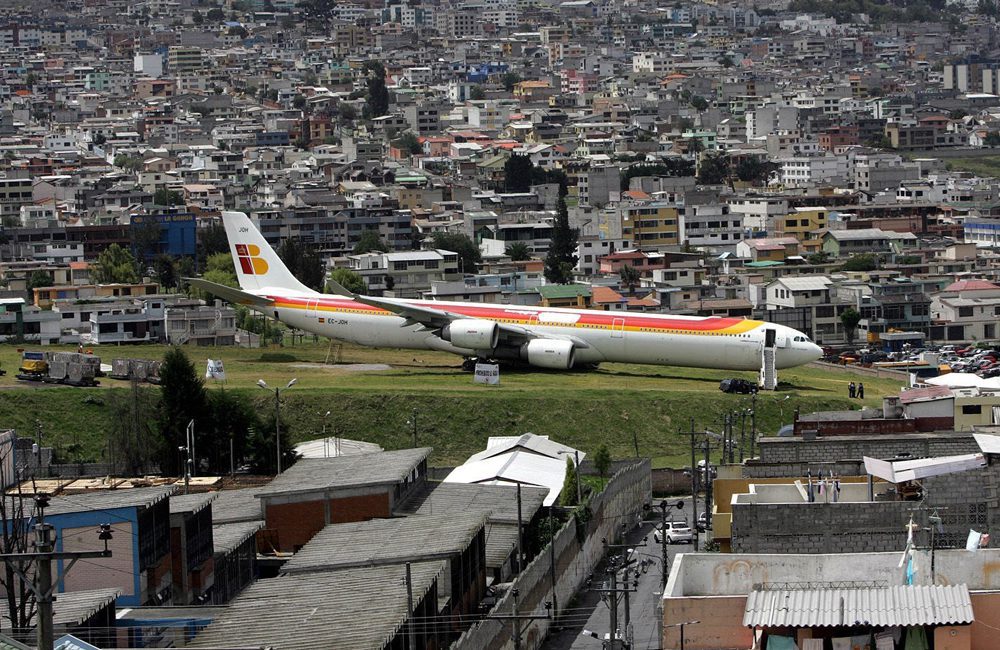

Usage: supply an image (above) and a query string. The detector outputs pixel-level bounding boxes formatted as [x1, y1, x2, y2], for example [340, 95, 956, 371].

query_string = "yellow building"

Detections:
[775, 206, 828, 238]
[622, 201, 680, 247]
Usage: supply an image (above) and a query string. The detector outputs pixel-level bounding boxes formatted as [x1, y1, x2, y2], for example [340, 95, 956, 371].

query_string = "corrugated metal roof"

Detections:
[255, 448, 431, 499]
[212, 521, 264, 556]
[282, 512, 486, 574]
[189, 562, 445, 650]
[46, 486, 176, 517]
[864, 453, 986, 483]
[443, 451, 567, 506]
[52, 588, 122, 626]
[743, 585, 974, 628]
[169, 492, 217, 515]
[393, 482, 546, 570]
[210, 487, 266, 525]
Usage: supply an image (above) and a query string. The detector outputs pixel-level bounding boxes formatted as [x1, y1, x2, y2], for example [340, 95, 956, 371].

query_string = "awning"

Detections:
[743, 584, 974, 628]
[863, 453, 986, 483]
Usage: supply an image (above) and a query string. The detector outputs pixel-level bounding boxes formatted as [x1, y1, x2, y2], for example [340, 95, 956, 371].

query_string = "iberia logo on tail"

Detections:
[235, 244, 269, 275]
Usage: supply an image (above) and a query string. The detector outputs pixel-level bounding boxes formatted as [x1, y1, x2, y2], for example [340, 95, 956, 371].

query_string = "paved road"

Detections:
[542, 497, 705, 650]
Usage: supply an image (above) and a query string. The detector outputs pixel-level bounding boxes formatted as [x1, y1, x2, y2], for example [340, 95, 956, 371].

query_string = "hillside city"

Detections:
[4, 0, 1000, 649]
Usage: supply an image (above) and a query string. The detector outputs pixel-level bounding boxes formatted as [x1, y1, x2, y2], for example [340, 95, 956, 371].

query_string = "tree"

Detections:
[394, 131, 421, 155]
[278, 238, 326, 291]
[298, 0, 337, 25]
[840, 307, 862, 345]
[620, 160, 695, 191]
[353, 229, 389, 254]
[807, 251, 832, 265]
[201, 252, 238, 290]
[247, 407, 299, 474]
[92, 243, 139, 284]
[192, 9, 204, 24]
[501, 72, 521, 92]
[432, 232, 482, 274]
[0, 442, 37, 640]
[130, 218, 163, 261]
[329, 267, 365, 293]
[153, 188, 184, 206]
[504, 154, 534, 193]
[114, 154, 143, 172]
[469, 85, 486, 100]
[544, 197, 579, 284]
[292, 95, 307, 111]
[593, 444, 612, 480]
[560, 456, 578, 506]
[158, 348, 209, 475]
[986, 132, 1000, 147]
[206, 7, 225, 20]
[505, 242, 531, 261]
[840, 253, 878, 272]
[27, 270, 53, 290]
[363, 61, 389, 118]
[153, 254, 177, 289]
[690, 95, 709, 111]
[198, 221, 229, 266]
[697, 152, 730, 185]
[734, 158, 778, 185]
[203, 390, 258, 474]
[619, 264, 640, 295]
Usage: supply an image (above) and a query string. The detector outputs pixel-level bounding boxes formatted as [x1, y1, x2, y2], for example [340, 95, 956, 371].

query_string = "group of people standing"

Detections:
[848, 382, 865, 399]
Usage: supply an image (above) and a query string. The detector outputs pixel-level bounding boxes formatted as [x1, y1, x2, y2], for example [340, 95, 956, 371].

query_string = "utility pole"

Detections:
[750, 392, 757, 459]
[480, 587, 552, 650]
[405, 562, 416, 650]
[622, 565, 631, 648]
[257, 378, 296, 475]
[689, 420, 698, 551]
[516, 483, 523, 573]
[703, 438, 711, 535]
[658, 499, 684, 591]
[739, 409, 747, 463]
[548, 509, 558, 624]
[598, 538, 642, 649]
[0, 495, 113, 650]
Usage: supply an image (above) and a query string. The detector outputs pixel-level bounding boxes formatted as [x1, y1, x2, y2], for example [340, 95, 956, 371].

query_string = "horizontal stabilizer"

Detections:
[185, 278, 275, 307]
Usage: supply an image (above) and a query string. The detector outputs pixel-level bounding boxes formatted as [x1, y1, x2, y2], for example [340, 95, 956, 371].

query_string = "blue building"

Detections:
[44, 486, 175, 606]
[130, 212, 197, 261]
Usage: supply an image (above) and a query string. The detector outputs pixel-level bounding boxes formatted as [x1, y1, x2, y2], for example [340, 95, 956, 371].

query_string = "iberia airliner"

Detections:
[188, 212, 823, 372]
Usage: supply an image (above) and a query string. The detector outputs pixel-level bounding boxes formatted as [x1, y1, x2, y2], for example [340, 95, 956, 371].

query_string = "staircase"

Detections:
[759, 347, 777, 390]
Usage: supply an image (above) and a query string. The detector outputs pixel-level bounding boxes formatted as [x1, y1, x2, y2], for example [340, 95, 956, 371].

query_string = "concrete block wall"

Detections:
[743, 461, 866, 479]
[731, 461, 1000, 554]
[756, 434, 980, 467]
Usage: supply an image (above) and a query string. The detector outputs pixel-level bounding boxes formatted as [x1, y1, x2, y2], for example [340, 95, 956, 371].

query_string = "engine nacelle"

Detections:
[442, 319, 500, 350]
[523, 338, 576, 370]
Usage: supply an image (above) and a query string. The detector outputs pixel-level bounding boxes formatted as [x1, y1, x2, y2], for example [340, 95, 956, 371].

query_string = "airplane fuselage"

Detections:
[258, 292, 821, 371]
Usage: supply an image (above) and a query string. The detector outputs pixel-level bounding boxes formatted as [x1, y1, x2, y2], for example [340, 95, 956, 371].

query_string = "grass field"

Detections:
[938, 155, 1000, 179]
[0, 341, 904, 468]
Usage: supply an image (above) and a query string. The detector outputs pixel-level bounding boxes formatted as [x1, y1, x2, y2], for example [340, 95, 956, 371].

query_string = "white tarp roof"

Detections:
[864, 453, 986, 483]
[974, 433, 1000, 454]
[471, 433, 584, 464]
[443, 450, 568, 506]
[925, 373, 983, 388]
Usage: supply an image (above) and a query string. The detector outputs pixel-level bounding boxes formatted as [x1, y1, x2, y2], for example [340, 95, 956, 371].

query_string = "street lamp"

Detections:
[406, 407, 417, 448]
[321, 410, 332, 457]
[258, 378, 297, 474]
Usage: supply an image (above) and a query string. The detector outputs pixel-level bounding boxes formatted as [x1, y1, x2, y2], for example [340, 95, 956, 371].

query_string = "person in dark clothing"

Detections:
[849, 382, 856, 398]
[858, 383, 865, 399]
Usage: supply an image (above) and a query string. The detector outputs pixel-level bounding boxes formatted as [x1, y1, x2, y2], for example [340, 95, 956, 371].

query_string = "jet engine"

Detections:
[523, 339, 576, 369]
[441, 319, 500, 350]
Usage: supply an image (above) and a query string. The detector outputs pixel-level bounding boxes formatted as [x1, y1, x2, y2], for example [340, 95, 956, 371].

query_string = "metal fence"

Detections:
[450, 459, 652, 650]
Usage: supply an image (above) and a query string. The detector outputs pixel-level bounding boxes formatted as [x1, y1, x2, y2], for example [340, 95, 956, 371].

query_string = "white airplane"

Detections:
[188, 211, 823, 373]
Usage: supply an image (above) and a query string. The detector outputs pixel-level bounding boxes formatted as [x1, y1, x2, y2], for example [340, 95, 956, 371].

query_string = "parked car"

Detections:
[720, 378, 758, 394]
[654, 521, 694, 544]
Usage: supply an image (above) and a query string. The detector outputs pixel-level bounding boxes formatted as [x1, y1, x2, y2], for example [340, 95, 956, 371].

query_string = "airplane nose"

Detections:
[808, 343, 823, 361]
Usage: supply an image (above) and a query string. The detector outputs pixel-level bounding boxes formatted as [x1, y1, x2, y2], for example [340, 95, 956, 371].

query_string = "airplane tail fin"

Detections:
[221, 211, 317, 295]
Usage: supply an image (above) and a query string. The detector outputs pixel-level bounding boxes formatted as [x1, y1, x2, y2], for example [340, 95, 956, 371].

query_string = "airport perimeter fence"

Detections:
[449, 458, 652, 650]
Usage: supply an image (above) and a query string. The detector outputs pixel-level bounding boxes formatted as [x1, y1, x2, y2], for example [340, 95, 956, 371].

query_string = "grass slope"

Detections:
[0, 341, 903, 468]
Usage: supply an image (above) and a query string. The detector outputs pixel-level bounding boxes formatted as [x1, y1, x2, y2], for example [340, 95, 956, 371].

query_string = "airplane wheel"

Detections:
[461, 357, 477, 372]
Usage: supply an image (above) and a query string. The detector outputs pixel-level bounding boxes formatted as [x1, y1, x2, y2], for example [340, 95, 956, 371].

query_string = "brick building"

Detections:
[254, 448, 431, 552]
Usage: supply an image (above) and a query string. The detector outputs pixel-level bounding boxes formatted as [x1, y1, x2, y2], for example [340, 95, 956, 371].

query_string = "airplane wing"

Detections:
[327, 279, 589, 348]
[185, 278, 275, 307]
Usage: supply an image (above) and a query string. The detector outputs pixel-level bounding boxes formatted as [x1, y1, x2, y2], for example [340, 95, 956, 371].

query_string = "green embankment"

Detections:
[0, 342, 902, 468]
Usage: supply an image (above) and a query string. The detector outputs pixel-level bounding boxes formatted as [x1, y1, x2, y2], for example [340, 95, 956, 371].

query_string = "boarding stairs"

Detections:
[759, 346, 777, 390]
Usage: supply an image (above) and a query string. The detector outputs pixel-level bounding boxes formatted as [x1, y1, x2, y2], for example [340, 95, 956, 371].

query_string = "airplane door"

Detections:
[764, 328, 776, 348]
[611, 318, 625, 339]
[775, 329, 789, 348]
[306, 299, 320, 321]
